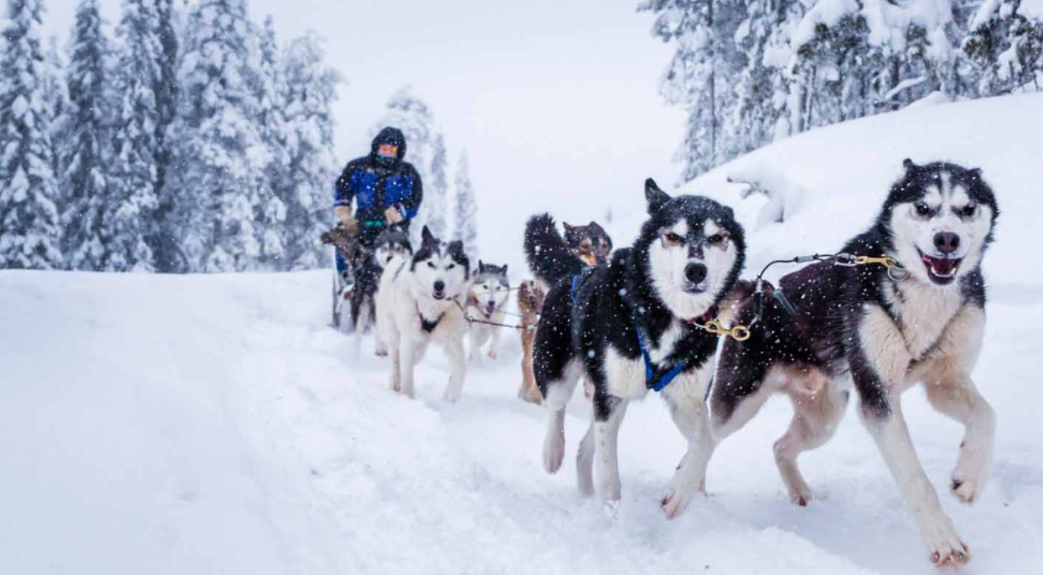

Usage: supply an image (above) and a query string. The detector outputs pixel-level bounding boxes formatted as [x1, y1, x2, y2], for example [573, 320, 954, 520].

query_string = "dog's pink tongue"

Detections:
[923, 254, 957, 275]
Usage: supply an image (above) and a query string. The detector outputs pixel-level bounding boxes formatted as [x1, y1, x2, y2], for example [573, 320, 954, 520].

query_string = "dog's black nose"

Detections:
[685, 263, 707, 284]
[433, 280, 445, 292]
[933, 232, 960, 254]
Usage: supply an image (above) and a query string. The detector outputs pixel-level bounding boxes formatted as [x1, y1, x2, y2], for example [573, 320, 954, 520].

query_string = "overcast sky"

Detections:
[43, 0, 684, 265]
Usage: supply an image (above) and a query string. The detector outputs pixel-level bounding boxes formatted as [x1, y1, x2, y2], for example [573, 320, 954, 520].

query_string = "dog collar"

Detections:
[417, 303, 445, 333]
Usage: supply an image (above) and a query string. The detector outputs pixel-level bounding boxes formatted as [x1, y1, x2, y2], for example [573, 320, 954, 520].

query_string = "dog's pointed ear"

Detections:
[645, 178, 671, 214]
[967, 167, 983, 179]
[902, 158, 920, 172]
[478, 260, 486, 273]
[502, 264, 508, 274]
[563, 222, 574, 232]
[421, 225, 437, 247]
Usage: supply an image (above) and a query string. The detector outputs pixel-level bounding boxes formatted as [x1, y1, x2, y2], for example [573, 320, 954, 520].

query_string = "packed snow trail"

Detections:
[1, 268, 1041, 575]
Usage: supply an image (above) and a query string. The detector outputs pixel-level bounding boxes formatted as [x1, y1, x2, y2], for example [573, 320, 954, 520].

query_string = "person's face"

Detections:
[377, 144, 398, 158]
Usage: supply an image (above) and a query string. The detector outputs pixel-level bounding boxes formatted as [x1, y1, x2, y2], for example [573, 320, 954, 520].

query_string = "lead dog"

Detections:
[377, 226, 473, 402]
[710, 160, 999, 566]
[526, 179, 745, 517]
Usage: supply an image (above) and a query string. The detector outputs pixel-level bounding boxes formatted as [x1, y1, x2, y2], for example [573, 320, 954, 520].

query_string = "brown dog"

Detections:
[516, 280, 545, 404]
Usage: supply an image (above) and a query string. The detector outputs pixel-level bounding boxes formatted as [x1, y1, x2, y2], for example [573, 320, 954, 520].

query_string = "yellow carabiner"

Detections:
[855, 255, 900, 269]
[703, 319, 751, 341]
[730, 325, 751, 342]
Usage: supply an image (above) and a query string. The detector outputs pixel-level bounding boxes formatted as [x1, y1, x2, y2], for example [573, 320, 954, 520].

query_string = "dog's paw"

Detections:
[543, 431, 565, 474]
[660, 488, 693, 520]
[442, 385, 461, 403]
[951, 445, 991, 505]
[921, 515, 970, 567]
[787, 480, 814, 507]
[603, 499, 621, 522]
[374, 346, 388, 358]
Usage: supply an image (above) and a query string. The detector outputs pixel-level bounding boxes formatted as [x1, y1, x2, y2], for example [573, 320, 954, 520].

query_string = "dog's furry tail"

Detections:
[524, 213, 585, 286]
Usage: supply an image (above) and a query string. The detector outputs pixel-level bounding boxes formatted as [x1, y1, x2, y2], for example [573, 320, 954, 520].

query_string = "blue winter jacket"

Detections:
[334, 127, 423, 229]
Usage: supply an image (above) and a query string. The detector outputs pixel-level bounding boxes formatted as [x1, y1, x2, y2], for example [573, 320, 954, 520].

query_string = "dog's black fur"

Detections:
[411, 226, 471, 278]
[712, 160, 998, 423]
[526, 180, 745, 420]
[349, 227, 413, 332]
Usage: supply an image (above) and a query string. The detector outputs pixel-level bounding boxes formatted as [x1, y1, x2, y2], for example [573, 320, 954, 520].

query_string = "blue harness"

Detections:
[570, 273, 688, 393]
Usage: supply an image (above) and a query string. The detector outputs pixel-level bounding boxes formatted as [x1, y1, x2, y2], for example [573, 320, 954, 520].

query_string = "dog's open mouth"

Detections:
[918, 250, 961, 285]
[433, 291, 446, 300]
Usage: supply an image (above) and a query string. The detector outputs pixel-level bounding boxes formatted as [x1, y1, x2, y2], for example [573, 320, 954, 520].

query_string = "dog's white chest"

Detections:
[886, 281, 964, 360]
[605, 322, 687, 400]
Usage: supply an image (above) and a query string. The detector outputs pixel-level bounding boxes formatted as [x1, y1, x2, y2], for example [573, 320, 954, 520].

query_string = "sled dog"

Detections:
[466, 261, 511, 362]
[516, 280, 546, 404]
[709, 160, 999, 567]
[525, 179, 745, 517]
[377, 226, 473, 402]
[563, 221, 614, 267]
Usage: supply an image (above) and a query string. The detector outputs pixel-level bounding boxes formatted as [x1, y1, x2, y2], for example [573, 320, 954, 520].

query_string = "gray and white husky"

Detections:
[710, 160, 999, 567]
[377, 226, 473, 402]
[524, 179, 746, 517]
[467, 261, 511, 362]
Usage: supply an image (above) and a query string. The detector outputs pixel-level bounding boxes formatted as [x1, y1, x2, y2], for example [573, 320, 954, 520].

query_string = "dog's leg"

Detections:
[775, 377, 848, 506]
[923, 371, 995, 505]
[353, 299, 371, 359]
[541, 359, 583, 474]
[518, 327, 541, 404]
[387, 333, 401, 393]
[487, 321, 502, 360]
[860, 398, 970, 566]
[660, 383, 714, 519]
[592, 398, 629, 511]
[576, 419, 595, 496]
[398, 339, 420, 399]
[442, 336, 467, 403]
[854, 305, 969, 566]
[373, 321, 388, 357]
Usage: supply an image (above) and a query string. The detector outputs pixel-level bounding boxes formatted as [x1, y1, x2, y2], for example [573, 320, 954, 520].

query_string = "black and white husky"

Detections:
[710, 160, 999, 567]
[466, 261, 511, 362]
[352, 226, 413, 357]
[525, 179, 745, 517]
[377, 226, 473, 402]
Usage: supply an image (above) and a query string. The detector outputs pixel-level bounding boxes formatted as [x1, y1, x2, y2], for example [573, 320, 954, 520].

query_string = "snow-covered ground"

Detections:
[3, 94, 1043, 574]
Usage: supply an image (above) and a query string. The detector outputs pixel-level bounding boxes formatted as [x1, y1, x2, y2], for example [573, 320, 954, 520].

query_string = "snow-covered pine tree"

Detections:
[964, 0, 1043, 94]
[62, 0, 113, 271]
[452, 151, 478, 260]
[149, 0, 182, 271]
[252, 15, 289, 270]
[639, 0, 745, 182]
[0, 0, 63, 269]
[427, 132, 449, 238]
[788, 1, 958, 131]
[105, 0, 163, 272]
[168, 0, 269, 272]
[280, 31, 340, 270]
[43, 36, 69, 188]
[373, 85, 436, 244]
[727, 0, 804, 148]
